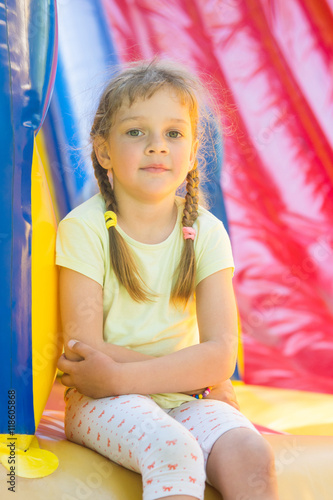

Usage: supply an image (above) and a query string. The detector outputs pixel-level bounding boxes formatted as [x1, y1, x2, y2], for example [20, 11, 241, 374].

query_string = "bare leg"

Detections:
[206, 428, 279, 499]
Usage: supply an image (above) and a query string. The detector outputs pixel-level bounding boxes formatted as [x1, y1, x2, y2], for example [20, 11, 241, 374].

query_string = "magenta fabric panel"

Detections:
[102, 0, 333, 393]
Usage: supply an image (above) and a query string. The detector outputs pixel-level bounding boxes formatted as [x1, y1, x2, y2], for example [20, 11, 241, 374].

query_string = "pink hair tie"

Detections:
[182, 227, 196, 240]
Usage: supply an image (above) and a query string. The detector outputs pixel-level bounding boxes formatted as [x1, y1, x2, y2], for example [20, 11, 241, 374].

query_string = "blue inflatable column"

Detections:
[0, 0, 58, 476]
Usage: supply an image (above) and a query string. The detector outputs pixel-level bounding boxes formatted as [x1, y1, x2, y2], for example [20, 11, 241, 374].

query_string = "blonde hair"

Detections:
[90, 59, 211, 306]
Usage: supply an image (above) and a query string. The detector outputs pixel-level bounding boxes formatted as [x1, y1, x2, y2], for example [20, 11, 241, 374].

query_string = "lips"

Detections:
[141, 163, 169, 172]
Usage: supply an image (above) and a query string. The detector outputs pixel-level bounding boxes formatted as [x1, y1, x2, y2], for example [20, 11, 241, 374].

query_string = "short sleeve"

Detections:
[56, 217, 105, 286]
[195, 222, 235, 286]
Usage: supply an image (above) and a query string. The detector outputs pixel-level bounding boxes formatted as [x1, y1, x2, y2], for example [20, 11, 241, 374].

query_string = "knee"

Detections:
[230, 429, 276, 474]
[235, 431, 277, 496]
[207, 430, 278, 498]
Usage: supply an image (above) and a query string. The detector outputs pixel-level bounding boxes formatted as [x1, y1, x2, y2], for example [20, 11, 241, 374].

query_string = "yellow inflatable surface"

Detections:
[235, 383, 333, 436]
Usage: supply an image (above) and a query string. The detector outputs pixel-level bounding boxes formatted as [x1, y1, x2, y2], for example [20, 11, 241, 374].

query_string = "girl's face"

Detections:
[95, 87, 198, 205]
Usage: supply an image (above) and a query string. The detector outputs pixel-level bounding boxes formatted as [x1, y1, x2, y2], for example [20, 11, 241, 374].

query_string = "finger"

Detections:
[57, 354, 76, 373]
[67, 339, 94, 359]
[60, 373, 74, 388]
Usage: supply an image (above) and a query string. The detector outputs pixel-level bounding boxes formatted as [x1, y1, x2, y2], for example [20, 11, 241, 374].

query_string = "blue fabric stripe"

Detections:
[0, 0, 34, 434]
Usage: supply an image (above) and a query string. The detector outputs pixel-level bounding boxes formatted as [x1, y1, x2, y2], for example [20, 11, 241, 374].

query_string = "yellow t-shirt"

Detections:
[56, 194, 235, 408]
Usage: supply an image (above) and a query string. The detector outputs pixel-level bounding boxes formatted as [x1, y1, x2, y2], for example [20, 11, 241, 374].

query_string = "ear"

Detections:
[189, 139, 199, 170]
[94, 136, 111, 171]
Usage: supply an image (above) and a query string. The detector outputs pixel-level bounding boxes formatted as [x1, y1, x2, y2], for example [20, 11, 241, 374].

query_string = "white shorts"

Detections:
[64, 389, 259, 500]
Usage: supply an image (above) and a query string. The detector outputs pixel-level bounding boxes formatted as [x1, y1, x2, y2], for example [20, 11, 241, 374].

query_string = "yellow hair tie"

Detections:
[104, 210, 117, 229]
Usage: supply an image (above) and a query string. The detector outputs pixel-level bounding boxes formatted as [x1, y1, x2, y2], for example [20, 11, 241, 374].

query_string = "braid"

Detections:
[91, 150, 155, 303]
[171, 160, 199, 306]
[182, 161, 199, 228]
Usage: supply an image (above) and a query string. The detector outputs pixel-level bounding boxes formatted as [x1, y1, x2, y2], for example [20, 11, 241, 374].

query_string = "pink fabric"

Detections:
[102, 0, 333, 395]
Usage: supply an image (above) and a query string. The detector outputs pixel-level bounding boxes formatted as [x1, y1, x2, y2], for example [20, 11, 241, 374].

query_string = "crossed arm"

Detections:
[57, 266, 239, 406]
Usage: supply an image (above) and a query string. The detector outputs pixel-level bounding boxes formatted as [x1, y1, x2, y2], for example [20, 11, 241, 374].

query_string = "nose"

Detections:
[145, 133, 169, 155]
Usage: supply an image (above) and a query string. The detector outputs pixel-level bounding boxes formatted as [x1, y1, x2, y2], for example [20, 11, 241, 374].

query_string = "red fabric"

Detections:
[101, 0, 333, 393]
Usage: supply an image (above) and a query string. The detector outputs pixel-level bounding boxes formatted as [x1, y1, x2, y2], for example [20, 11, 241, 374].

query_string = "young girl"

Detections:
[56, 60, 279, 500]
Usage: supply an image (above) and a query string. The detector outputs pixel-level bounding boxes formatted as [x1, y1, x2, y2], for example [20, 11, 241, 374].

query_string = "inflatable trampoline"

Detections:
[1, 1, 333, 498]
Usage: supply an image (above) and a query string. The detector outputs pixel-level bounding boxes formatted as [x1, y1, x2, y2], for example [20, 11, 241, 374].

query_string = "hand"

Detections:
[57, 340, 120, 399]
[206, 379, 240, 410]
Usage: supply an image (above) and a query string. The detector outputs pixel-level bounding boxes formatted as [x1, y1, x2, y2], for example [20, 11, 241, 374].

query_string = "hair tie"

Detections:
[104, 210, 117, 229]
[182, 226, 196, 241]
